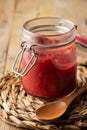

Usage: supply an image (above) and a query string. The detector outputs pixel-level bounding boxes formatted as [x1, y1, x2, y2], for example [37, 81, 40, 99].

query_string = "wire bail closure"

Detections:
[12, 42, 38, 77]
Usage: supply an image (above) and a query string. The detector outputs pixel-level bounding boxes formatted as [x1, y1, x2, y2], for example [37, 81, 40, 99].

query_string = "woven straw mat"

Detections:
[0, 61, 87, 130]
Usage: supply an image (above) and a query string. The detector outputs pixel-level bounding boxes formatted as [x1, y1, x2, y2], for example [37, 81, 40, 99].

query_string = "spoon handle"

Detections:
[62, 84, 87, 106]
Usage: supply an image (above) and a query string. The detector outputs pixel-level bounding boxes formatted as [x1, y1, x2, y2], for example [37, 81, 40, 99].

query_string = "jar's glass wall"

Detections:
[21, 17, 77, 99]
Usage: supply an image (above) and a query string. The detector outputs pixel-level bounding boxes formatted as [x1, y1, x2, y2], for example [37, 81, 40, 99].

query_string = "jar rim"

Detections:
[22, 17, 76, 48]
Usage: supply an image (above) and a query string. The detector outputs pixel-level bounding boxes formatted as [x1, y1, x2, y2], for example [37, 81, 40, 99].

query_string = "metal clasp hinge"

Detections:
[12, 42, 38, 77]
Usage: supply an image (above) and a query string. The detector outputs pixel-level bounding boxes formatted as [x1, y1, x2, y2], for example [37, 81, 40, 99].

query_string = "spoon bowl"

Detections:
[36, 101, 67, 120]
[36, 84, 87, 121]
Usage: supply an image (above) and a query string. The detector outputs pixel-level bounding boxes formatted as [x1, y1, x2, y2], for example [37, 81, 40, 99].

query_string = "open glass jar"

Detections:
[12, 17, 77, 99]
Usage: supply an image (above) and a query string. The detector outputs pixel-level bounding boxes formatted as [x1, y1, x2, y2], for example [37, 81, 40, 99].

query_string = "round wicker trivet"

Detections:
[0, 65, 87, 130]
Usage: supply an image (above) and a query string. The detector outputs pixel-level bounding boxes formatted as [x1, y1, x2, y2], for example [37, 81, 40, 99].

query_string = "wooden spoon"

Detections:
[36, 84, 87, 121]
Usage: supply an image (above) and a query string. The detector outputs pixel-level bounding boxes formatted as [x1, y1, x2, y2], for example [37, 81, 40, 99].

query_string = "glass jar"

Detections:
[12, 17, 77, 99]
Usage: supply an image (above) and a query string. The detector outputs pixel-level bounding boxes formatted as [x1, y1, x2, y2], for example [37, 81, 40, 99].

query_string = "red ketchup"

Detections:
[22, 38, 77, 99]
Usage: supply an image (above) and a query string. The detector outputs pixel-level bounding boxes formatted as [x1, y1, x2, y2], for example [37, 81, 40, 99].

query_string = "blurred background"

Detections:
[0, 0, 87, 76]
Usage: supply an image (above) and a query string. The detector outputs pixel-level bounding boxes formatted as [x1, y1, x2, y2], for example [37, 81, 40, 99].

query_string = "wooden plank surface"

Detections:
[0, 0, 87, 130]
[0, 0, 15, 77]
[5, 0, 87, 74]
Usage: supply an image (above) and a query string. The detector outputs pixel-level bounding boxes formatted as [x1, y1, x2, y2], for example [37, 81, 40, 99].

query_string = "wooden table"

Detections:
[0, 0, 87, 129]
